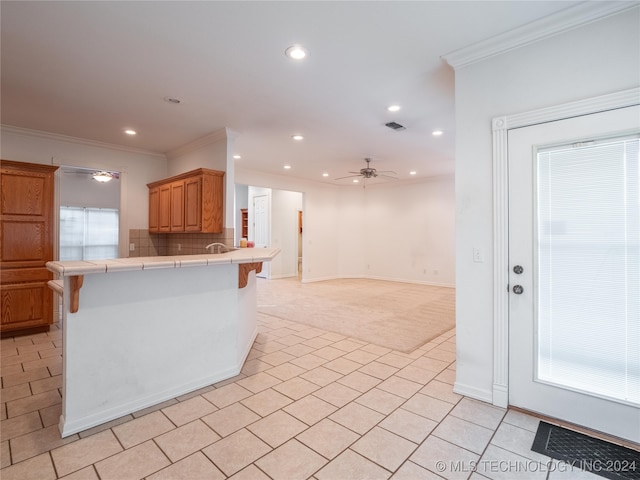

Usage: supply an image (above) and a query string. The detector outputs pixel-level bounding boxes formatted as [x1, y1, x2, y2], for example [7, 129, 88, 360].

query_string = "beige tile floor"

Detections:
[1, 294, 602, 479]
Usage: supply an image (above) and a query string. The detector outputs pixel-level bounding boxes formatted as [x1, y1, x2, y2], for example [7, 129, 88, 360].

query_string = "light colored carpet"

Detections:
[257, 277, 456, 353]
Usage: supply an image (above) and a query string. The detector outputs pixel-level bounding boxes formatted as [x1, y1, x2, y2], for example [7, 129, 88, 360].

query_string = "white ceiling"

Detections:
[1, 1, 580, 185]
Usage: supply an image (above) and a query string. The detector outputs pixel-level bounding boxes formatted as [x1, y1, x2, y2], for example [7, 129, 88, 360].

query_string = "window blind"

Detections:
[536, 136, 639, 406]
[60, 207, 119, 261]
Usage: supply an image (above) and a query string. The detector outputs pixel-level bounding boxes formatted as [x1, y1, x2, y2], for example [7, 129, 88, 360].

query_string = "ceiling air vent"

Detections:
[385, 121, 406, 131]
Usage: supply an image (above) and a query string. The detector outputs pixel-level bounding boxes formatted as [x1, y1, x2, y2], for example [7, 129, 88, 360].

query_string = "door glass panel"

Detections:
[536, 136, 639, 406]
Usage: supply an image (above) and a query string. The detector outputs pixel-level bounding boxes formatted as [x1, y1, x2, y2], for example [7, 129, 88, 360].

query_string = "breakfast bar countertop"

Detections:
[46, 247, 281, 276]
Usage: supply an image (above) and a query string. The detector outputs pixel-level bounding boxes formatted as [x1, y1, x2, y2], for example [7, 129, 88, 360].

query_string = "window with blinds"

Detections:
[60, 206, 119, 261]
[536, 135, 639, 406]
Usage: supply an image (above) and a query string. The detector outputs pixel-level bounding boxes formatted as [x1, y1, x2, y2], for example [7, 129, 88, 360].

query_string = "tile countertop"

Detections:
[46, 248, 281, 277]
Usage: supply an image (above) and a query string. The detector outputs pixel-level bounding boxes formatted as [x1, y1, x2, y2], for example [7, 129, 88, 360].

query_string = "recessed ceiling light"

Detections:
[432, 130, 444, 136]
[233, 155, 241, 159]
[124, 129, 137, 135]
[387, 105, 401, 112]
[410, 171, 417, 175]
[284, 165, 291, 170]
[285, 45, 307, 60]
[353, 179, 359, 183]
[322, 173, 329, 177]
[292, 135, 304, 141]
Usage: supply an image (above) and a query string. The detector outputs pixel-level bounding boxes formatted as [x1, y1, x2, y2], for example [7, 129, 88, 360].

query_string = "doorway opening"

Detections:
[59, 166, 121, 261]
[234, 184, 304, 281]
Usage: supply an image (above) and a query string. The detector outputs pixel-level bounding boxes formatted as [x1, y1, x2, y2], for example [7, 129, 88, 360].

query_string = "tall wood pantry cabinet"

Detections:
[1, 160, 58, 336]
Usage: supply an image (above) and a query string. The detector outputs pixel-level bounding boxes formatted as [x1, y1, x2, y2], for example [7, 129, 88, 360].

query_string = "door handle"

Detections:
[512, 285, 524, 294]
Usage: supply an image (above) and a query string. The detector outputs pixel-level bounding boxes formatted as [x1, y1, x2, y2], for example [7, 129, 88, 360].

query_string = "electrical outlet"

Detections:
[129, 243, 135, 252]
[178, 243, 182, 251]
[473, 247, 483, 263]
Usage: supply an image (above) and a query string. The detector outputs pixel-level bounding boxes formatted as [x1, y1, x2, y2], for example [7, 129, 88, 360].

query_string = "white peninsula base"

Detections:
[47, 249, 278, 437]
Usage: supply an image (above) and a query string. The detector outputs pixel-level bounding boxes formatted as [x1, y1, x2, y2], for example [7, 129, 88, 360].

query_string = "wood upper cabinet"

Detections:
[148, 168, 224, 234]
[1, 160, 58, 336]
[184, 176, 202, 232]
[148, 187, 160, 231]
[158, 184, 171, 232]
[170, 181, 185, 232]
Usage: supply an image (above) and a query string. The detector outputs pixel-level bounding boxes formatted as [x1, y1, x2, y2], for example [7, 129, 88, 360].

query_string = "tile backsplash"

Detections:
[128, 229, 234, 257]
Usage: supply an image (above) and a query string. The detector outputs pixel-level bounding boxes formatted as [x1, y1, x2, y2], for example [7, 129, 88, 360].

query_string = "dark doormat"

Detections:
[531, 422, 640, 480]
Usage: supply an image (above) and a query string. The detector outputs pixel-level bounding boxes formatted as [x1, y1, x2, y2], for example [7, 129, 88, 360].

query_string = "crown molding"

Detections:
[442, 1, 639, 70]
[0, 124, 165, 158]
[165, 127, 239, 160]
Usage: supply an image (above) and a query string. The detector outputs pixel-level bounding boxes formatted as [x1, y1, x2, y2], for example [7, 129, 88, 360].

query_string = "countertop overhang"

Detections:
[46, 248, 280, 276]
[46, 248, 280, 313]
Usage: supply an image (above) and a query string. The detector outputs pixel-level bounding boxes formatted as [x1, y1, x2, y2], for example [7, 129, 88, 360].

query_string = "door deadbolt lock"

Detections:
[512, 285, 524, 295]
[513, 265, 523, 274]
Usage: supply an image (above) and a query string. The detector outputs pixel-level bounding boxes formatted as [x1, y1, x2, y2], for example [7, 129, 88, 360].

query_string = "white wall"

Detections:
[454, 10, 640, 402]
[270, 189, 303, 279]
[363, 175, 455, 287]
[236, 168, 456, 285]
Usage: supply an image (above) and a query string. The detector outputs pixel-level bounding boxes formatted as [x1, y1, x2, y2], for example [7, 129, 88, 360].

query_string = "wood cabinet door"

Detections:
[148, 187, 159, 233]
[1, 160, 57, 334]
[184, 177, 202, 232]
[201, 172, 224, 233]
[170, 181, 185, 232]
[158, 184, 171, 232]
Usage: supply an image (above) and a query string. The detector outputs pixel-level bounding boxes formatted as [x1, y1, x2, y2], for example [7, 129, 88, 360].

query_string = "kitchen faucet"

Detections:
[205, 242, 228, 254]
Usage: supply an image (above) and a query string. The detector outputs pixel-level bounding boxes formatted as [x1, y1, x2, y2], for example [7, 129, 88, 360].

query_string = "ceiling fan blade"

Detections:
[376, 170, 397, 175]
[334, 174, 362, 180]
[378, 174, 399, 180]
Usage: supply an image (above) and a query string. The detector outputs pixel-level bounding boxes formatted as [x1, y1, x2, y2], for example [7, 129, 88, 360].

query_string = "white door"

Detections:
[253, 194, 269, 278]
[508, 106, 640, 443]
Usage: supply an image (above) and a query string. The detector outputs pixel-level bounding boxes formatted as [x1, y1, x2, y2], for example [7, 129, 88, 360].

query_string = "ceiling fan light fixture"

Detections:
[92, 171, 113, 183]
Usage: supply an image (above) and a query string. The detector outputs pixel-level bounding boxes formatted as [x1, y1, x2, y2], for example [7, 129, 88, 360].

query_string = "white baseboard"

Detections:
[301, 274, 455, 288]
[453, 381, 494, 404]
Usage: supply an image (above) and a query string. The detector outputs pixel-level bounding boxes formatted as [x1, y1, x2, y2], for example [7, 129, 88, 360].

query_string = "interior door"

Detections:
[508, 106, 640, 443]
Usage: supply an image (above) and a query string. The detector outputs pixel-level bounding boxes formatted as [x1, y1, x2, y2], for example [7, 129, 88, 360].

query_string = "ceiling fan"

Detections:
[335, 158, 398, 182]
[62, 169, 120, 182]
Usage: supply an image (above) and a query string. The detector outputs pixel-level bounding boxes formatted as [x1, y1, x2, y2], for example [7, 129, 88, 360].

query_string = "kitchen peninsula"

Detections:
[46, 248, 279, 437]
